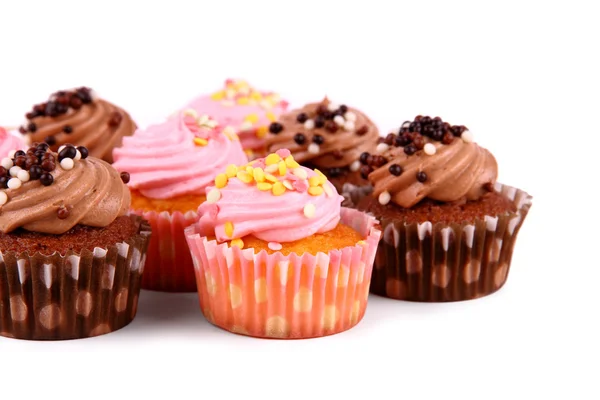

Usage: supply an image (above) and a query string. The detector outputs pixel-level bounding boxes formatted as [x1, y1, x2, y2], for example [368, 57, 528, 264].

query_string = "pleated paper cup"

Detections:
[368, 183, 532, 302]
[185, 207, 381, 339]
[132, 209, 198, 292]
[0, 217, 151, 340]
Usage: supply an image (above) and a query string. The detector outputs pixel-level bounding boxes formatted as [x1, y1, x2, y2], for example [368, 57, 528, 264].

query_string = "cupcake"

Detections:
[0, 127, 26, 157]
[185, 149, 381, 339]
[354, 115, 532, 302]
[17, 87, 136, 163]
[178, 79, 288, 159]
[265, 98, 379, 193]
[0, 143, 150, 340]
[112, 111, 248, 292]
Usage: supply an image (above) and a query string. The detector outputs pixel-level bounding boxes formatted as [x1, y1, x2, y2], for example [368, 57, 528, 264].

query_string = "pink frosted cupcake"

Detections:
[185, 149, 381, 339]
[0, 127, 26, 157]
[178, 79, 288, 159]
[112, 111, 248, 292]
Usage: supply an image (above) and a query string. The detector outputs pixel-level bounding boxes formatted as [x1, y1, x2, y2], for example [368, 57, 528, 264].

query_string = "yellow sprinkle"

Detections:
[357, 240, 366, 246]
[245, 165, 254, 175]
[285, 156, 300, 169]
[315, 169, 326, 178]
[308, 186, 324, 196]
[225, 221, 234, 238]
[226, 164, 238, 178]
[264, 173, 278, 183]
[250, 91, 262, 101]
[278, 161, 287, 176]
[272, 182, 286, 196]
[236, 170, 253, 184]
[257, 182, 273, 191]
[266, 111, 277, 122]
[214, 173, 228, 189]
[308, 176, 322, 187]
[231, 238, 244, 249]
[256, 126, 268, 138]
[193, 137, 208, 146]
[253, 167, 265, 182]
[265, 153, 281, 166]
[244, 113, 259, 124]
[237, 97, 250, 105]
[210, 91, 224, 101]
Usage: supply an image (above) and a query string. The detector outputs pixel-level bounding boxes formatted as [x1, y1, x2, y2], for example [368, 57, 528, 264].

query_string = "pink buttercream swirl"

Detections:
[196, 150, 343, 243]
[112, 113, 248, 199]
[0, 127, 26, 157]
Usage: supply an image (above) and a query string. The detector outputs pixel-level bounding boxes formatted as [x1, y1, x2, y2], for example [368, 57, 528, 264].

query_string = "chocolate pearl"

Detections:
[108, 111, 123, 127]
[384, 133, 396, 145]
[404, 144, 417, 155]
[296, 113, 308, 123]
[43, 153, 55, 162]
[414, 115, 423, 122]
[400, 126, 409, 134]
[0, 176, 8, 188]
[442, 132, 454, 144]
[120, 172, 130, 184]
[28, 122, 37, 133]
[366, 154, 374, 166]
[26, 112, 36, 119]
[36, 143, 49, 151]
[35, 150, 46, 160]
[18, 126, 27, 134]
[356, 125, 369, 136]
[372, 155, 388, 167]
[44, 136, 56, 146]
[27, 148, 36, 155]
[422, 125, 434, 135]
[70, 96, 83, 109]
[312, 134, 325, 144]
[395, 135, 411, 147]
[293, 133, 306, 145]
[0, 166, 6, 177]
[41, 160, 56, 172]
[413, 135, 425, 150]
[56, 96, 69, 105]
[433, 116, 442, 122]
[421, 116, 431, 124]
[339, 105, 348, 113]
[416, 171, 428, 183]
[14, 155, 27, 168]
[314, 116, 325, 128]
[14, 150, 26, 158]
[268, 122, 283, 134]
[58, 146, 77, 161]
[34, 104, 46, 114]
[406, 132, 418, 141]
[57, 206, 70, 219]
[322, 111, 333, 120]
[40, 172, 54, 186]
[377, 137, 386, 144]
[360, 165, 373, 179]
[359, 152, 370, 165]
[325, 120, 338, 133]
[77, 146, 89, 159]
[432, 130, 444, 141]
[332, 150, 344, 160]
[56, 103, 68, 114]
[29, 165, 42, 180]
[389, 164, 403, 176]
[316, 104, 328, 115]
[76, 90, 92, 104]
[25, 155, 38, 169]
[45, 102, 58, 117]
[63, 125, 73, 134]
[328, 167, 344, 177]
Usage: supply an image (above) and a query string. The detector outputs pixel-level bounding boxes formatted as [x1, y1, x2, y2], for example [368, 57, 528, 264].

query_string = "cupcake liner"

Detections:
[185, 207, 381, 339]
[0, 217, 151, 340]
[369, 183, 532, 302]
[132, 210, 198, 292]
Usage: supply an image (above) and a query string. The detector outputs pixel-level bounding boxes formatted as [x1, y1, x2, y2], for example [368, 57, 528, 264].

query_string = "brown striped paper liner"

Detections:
[0, 217, 151, 340]
[185, 207, 381, 339]
[366, 183, 532, 302]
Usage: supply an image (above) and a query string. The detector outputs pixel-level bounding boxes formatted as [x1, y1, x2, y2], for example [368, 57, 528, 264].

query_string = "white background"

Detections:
[0, 1, 598, 399]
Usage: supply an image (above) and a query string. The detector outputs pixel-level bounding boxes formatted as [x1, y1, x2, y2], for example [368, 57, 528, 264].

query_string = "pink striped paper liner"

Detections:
[131, 209, 198, 292]
[185, 207, 381, 339]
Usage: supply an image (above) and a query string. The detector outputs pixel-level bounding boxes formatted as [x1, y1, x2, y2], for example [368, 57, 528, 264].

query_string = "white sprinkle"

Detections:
[7, 178, 22, 190]
[333, 115, 345, 126]
[268, 242, 283, 251]
[17, 170, 30, 182]
[74, 150, 82, 161]
[0, 191, 7, 205]
[376, 143, 389, 154]
[206, 188, 221, 203]
[206, 120, 218, 129]
[350, 160, 361, 172]
[424, 143, 437, 155]
[197, 114, 209, 125]
[343, 120, 355, 131]
[323, 184, 334, 197]
[282, 180, 294, 190]
[308, 143, 320, 154]
[304, 119, 315, 130]
[60, 158, 74, 170]
[327, 102, 340, 111]
[225, 88, 236, 99]
[223, 126, 236, 136]
[9, 166, 21, 177]
[401, 121, 411, 128]
[183, 109, 198, 118]
[461, 130, 474, 143]
[265, 164, 279, 174]
[292, 168, 308, 179]
[240, 121, 253, 131]
[378, 191, 391, 205]
[1, 158, 13, 170]
[303, 203, 316, 218]
[8, 150, 17, 158]
[344, 112, 357, 122]
[58, 145, 66, 153]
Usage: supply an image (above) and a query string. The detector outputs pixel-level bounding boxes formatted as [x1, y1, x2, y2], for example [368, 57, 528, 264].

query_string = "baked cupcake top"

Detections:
[0, 143, 130, 234]
[361, 115, 498, 208]
[179, 79, 288, 153]
[17, 87, 136, 163]
[265, 98, 379, 175]
[0, 127, 26, 157]
[196, 149, 343, 243]
[112, 111, 248, 199]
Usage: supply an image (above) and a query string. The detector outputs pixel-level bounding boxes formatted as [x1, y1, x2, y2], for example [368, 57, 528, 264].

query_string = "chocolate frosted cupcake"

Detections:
[17, 87, 136, 163]
[355, 116, 532, 302]
[0, 143, 150, 340]
[266, 98, 378, 192]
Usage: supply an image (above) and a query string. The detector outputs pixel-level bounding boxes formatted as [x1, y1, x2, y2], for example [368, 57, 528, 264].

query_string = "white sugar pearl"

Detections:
[74, 150, 82, 161]
[9, 166, 21, 177]
[333, 115, 345, 126]
[461, 130, 474, 143]
[423, 143, 437, 155]
[307, 143, 320, 154]
[343, 120, 355, 131]
[303, 203, 316, 218]
[401, 121, 411, 128]
[327, 102, 340, 111]
[7, 178, 22, 190]
[292, 168, 308, 180]
[60, 158, 74, 170]
[376, 143, 389, 154]
[206, 188, 221, 203]
[344, 112, 357, 122]
[1, 158, 13, 170]
[17, 170, 30, 182]
[350, 160, 361, 172]
[8, 150, 17, 158]
[58, 145, 67, 153]
[378, 191, 391, 205]
[0, 191, 7, 205]
[304, 119, 315, 130]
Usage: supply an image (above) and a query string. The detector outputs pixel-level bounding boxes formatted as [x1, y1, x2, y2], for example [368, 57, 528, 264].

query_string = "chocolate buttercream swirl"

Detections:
[266, 99, 379, 169]
[21, 88, 136, 163]
[0, 155, 130, 234]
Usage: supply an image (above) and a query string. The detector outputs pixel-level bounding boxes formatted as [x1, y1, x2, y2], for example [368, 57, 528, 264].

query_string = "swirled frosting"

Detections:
[266, 99, 379, 172]
[366, 116, 498, 208]
[0, 154, 130, 234]
[0, 127, 26, 157]
[196, 149, 343, 243]
[19, 87, 136, 163]
[112, 112, 248, 199]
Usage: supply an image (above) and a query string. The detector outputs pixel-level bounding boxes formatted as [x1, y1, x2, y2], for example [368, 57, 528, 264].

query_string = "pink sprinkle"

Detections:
[276, 148, 291, 158]
[293, 179, 309, 193]
[280, 100, 290, 109]
[268, 242, 282, 251]
[225, 78, 234, 85]
[253, 159, 266, 169]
